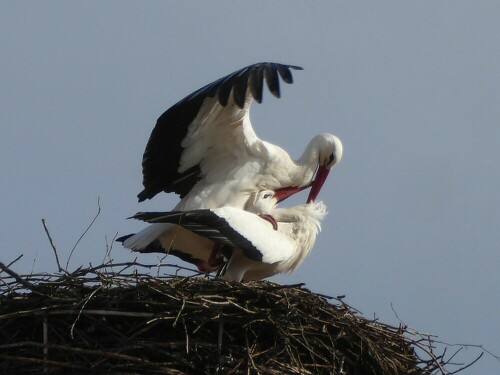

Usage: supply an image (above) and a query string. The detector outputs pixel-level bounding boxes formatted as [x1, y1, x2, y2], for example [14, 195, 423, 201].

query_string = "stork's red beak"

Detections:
[307, 165, 330, 203]
[274, 183, 311, 203]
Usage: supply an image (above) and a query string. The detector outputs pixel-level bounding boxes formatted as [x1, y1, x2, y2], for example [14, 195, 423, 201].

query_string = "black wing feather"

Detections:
[138, 63, 302, 202]
[217, 75, 234, 107]
[116, 233, 205, 267]
[132, 210, 264, 262]
[264, 65, 280, 98]
[232, 70, 251, 108]
[249, 67, 264, 103]
[277, 65, 294, 84]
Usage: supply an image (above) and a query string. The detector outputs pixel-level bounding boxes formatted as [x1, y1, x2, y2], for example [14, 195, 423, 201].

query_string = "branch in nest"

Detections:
[0, 260, 487, 375]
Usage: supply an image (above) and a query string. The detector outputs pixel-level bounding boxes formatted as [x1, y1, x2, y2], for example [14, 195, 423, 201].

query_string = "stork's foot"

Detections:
[197, 261, 210, 273]
[259, 214, 278, 230]
[198, 260, 221, 273]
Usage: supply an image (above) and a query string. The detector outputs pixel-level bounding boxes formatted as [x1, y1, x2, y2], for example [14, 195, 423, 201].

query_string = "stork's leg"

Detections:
[208, 242, 224, 267]
[196, 243, 224, 273]
[197, 261, 212, 273]
[259, 214, 278, 230]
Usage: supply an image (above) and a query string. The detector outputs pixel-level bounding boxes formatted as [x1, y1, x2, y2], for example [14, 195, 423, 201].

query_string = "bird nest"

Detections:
[0, 260, 480, 375]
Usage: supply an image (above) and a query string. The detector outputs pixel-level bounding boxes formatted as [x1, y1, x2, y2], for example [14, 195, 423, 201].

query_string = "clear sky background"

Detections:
[1, 1, 499, 373]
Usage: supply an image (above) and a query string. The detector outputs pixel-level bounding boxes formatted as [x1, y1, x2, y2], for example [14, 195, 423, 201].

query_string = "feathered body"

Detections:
[131, 191, 327, 281]
[120, 63, 342, 268]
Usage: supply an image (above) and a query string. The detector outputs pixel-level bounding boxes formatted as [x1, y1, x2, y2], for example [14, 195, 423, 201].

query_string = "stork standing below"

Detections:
[131, 191, 327, 282]
[121, 62, 342, 256]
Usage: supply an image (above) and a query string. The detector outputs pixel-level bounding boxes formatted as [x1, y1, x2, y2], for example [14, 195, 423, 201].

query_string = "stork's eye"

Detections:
[328, 153, 335, 164]
[263, 193, 273, 199]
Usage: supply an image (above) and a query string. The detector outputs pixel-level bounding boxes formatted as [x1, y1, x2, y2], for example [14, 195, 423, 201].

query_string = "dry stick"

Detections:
[102, 232, 119, 264]
[217, 321, 224, 352]
[391, 302, 500, 374]
[43, 314, 48, 374]
[6, 254, 23, 268]
[0, 354, 86, 370]
[0, 261, 39, 292]
[432, 339, 500, 361]
[411, 340, 447, 374]
[182, 319, 189, 354]
[70, 285, 102, 339]
[0, 264, 481, 374]
[0, 256, 24, 294]
[41, 218, 62, 272]
[66, 197, 101, 270]
[449, 352, 484, 375]
[173, 298, 186, 327]
[245, 333, 259, 373]
[0, 341, 153, 364]
[67, 261, 197, 279]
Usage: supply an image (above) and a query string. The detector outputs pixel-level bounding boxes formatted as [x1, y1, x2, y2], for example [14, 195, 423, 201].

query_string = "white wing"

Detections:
[132, 207, 296, 264]
[138, 63, 302, 202]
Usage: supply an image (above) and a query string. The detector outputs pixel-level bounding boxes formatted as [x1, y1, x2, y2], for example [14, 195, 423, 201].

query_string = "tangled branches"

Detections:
[0, 260, 482, 374]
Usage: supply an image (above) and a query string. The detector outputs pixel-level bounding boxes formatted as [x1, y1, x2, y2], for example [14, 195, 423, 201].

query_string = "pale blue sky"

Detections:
[1, 2, 499, 373]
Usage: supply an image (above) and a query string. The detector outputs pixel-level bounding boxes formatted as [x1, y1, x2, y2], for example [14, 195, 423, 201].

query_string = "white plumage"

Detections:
[120, 63, 342, 258]
[132, 191, 327, 281]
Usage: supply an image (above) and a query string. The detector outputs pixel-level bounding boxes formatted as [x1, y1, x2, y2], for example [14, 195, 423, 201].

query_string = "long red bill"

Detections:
[307, 165, 330, 203]
[274, 183, 311, 203]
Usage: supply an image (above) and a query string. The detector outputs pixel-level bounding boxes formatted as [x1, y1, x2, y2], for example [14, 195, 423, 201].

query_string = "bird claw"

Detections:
[259, 214, 278, 230]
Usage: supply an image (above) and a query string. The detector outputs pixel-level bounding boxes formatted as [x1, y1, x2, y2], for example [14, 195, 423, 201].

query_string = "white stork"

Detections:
[130, 191, 327, 281]
[121, 62, 342, 252]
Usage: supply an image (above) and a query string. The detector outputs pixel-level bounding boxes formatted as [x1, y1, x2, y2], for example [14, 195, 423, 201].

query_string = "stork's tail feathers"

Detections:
[116, 234, 165, 254]
[116, 234, 133, 243]
[117, 223, 171, 251]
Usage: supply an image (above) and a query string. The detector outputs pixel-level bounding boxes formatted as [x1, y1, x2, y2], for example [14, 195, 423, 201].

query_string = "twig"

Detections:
[43, 314, 48, 374]
[102, 232, 118, 264]
[6, 254, 23, 268]
[66, 197, 101, 270]
[0, 341, 153, 363]
[0, 354, 86, 370]
[0, 260, 483, 374]
[449, 352, 484, 374]
[0, 261, 39, 293]
[41, 218, 63, 272]
[431, 339, 500, 361]
[70, 285, 102, 339]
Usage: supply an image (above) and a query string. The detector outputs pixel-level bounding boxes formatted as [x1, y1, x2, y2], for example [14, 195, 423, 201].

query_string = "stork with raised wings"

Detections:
[131, 191, 327, 281]
[121, 62, 342, 254]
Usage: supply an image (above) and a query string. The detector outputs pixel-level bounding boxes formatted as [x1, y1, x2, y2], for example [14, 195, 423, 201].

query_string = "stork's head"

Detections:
[307, 133, 343, 203]
[245, 190, 278, 214]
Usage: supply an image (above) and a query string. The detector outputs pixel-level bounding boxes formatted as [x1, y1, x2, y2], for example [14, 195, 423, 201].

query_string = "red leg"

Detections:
[197, 261, 211, 273]
[196, 243, 224, 272]
[208, 242, 224, 267]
